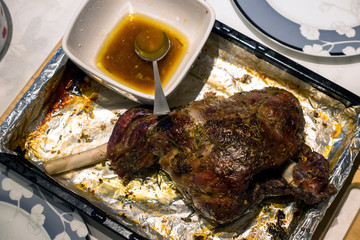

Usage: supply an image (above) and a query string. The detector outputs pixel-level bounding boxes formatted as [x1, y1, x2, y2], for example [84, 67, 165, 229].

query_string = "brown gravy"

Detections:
[96, 13, 188, 94]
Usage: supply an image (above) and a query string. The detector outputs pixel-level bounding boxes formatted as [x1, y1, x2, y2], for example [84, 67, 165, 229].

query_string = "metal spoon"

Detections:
[134, 28, 171, 116]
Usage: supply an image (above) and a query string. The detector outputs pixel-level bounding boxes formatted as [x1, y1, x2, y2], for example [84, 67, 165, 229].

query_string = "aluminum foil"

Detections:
[1, 33, 360, 240]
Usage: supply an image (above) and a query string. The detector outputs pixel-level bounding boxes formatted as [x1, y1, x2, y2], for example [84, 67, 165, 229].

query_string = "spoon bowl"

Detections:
[134, 28, 170, 61]
[134, 28, 171, 116]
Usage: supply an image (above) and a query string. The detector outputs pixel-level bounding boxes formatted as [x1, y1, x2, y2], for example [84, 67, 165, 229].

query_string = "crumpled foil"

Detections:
[1, 33, 360, 240]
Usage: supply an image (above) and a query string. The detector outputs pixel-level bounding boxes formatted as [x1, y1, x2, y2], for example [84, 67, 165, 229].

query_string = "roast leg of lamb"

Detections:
[106, 87, 336, 224]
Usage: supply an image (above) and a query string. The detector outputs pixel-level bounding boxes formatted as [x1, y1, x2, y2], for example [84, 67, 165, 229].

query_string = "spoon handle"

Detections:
[152, 61, 170, 116]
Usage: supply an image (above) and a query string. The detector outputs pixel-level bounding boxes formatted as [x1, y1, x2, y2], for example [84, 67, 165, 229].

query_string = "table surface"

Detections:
[0, 0, 359, 239]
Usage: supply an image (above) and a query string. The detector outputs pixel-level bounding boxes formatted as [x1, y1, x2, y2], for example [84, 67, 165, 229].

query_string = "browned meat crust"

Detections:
[107, 87, 336, 224]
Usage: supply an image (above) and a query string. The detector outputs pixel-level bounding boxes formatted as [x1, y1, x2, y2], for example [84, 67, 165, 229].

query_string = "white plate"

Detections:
[0, 164, 89, 240]
[233, 0, 360, 57]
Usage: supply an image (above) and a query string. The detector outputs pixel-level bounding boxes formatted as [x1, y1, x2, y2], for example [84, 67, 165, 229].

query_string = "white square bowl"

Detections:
[62, 0, 215, 104]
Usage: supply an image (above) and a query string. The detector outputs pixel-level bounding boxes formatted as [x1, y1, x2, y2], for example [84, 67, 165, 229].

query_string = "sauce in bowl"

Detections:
[96, 13, 188, 94]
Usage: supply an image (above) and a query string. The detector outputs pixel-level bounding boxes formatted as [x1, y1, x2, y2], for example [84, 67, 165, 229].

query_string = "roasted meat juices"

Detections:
[106, 87, 336, 224]
[96, 13, 188, 95]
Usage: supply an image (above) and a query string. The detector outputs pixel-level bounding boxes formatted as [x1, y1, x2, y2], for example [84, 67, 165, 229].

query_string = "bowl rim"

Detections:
[62, 0, 216, 103]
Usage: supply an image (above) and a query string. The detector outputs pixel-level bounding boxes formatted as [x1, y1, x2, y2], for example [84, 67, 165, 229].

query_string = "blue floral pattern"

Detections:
[268, 0, 360, 56]
[235, 0, 360, 56]
[0, 163, 89, 240]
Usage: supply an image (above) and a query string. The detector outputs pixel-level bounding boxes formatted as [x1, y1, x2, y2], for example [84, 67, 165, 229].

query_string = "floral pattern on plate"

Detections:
[0, 163, 89, 240]
[233, 0, 360, 57]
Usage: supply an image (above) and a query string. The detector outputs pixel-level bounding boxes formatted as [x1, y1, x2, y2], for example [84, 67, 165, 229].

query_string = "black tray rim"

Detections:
[212, 20, 360, 107]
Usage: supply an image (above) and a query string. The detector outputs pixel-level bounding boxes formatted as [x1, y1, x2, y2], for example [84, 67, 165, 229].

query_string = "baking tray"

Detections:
[1, 20, 360, 239]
